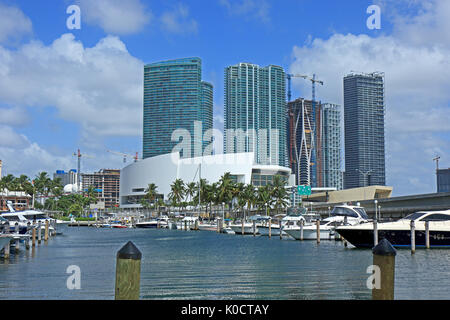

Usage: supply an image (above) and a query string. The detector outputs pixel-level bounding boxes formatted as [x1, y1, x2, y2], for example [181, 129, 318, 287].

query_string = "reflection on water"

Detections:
[0, 226, 449, 299]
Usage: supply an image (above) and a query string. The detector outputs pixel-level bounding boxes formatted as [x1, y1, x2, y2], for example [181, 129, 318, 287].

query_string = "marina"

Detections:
[1, 214, 450, 299]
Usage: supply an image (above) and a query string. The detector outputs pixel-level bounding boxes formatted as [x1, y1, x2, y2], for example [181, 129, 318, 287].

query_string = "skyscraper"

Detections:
[343, 72, 386, 189]
[287, 99, 342, 189]
[224, 63, 287, 167]
[143, 57, 213, 159]
[320, 103, 343, 190]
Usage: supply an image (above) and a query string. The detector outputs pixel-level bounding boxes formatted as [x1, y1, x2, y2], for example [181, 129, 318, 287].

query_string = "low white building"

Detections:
[119, 152, 294, 209]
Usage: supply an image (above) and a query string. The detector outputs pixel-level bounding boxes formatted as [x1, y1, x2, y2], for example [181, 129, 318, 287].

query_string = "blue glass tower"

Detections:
[143, 58, 213, 159]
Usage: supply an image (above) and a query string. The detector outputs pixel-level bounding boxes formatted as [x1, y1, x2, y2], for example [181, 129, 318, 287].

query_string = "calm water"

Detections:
[1, 225, 450, 300]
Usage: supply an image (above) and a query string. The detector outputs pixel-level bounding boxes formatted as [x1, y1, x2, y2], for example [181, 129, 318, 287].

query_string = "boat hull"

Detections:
[284, 227, 333, 240]
[258, 226, 282, 236]
[337, 228, 450, 248]
[230, 225, 258, 235]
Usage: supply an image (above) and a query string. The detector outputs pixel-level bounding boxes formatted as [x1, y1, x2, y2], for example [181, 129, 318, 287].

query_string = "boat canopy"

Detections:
[331, 206, 368, 220]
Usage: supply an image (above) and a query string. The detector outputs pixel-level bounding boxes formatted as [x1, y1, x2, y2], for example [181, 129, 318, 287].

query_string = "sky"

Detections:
[0, 0, 449, 196]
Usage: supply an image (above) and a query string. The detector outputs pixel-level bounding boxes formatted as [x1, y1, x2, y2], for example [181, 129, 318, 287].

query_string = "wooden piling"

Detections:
[44, 220, 49, 242]
[32, 223, 36, 247]
[37, 221, 42, 244]
[15, 223, 20, 252]
[4, 240, 10, 259]
[115, 241, 141, 300]
[373, 220, 378, 247]
[268, 218, 272, 239]
[241, 218, 244, 235]
[194, 219, 199, 231]
[253, 220, 256, 237]
[279, 220, 282, 240]
[300, 220, 304, 241]
[316, 220, 320, 244]
[185, 220, 187, 231]
[372, 238, 396, 300]
[425, 220, 430, 249]
[410, 220, 416, 255]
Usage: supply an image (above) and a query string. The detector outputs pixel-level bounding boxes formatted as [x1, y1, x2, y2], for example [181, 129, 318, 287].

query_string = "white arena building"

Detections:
[119, 152, 295, 209]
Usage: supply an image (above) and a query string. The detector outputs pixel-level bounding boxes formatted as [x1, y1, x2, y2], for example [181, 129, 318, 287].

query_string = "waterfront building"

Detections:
[343, 72, 386, 189]
[53, 169, 77, 187]
[119, 152, 294, 209]
[224, 63, 287, 167]
[438, 168, 450, 193]
[287, 99, 343, 190]
[81, 169, 120, 208]
[143, 57, 213, 159]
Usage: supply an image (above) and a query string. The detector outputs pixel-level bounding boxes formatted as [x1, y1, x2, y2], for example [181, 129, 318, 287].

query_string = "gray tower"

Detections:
[344, 72, 386, 189]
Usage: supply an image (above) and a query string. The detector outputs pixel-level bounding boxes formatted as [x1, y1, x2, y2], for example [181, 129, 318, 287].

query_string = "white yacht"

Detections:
[336, 209, 450, 248]
[284, 204, 369, 240]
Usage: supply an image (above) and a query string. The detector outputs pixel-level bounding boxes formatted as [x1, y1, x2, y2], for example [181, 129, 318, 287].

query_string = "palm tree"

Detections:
[168, 179, 185, 212]
[185, 182, 197, 206]
[242, 184, 256, 221]
[145, 183, 158, 204]
[217, 173, 235, 217]
[257, 185, 272, 216]
[34, 172, 51, 206]
[271, 175, 290, 215]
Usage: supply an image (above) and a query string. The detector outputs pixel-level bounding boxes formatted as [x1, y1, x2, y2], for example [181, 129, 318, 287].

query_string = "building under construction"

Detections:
[81, 169, 120, 209]
[287, 98, 342, 189]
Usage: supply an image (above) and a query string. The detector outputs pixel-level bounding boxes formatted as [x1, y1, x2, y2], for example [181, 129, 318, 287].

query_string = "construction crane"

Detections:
[107, 150, 139, 163]
[73, 149, 95, 192]
[433, 155, 441, 172]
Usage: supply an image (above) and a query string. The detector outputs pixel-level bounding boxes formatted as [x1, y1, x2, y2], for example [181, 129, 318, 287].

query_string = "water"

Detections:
[1, 226, 450, 300]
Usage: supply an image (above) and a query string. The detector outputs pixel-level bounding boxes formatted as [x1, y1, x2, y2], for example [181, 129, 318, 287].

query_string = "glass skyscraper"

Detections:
[224, 63, 287, 167]
[343, 72, 386, 189]
[143, 57, 213, 159]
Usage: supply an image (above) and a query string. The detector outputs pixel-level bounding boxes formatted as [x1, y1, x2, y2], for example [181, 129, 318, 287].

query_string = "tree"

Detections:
[216, 173, 235, 217]
[242, 184, 256, 221]
[271, 175, 290, 215]
[144, 183, 158, 206]
[257, 185, 272, 216]
[168, 179, 185, 210]
[185, 182, 197, 206]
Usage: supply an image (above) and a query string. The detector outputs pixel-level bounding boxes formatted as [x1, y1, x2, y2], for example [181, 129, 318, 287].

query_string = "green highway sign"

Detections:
[297, 185, 312, 196]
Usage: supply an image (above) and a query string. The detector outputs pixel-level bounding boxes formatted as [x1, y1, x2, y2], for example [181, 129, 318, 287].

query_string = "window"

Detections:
[421, 214, 450, 222]
[331, 207, 358, 218]
[403, 212, 426, 221]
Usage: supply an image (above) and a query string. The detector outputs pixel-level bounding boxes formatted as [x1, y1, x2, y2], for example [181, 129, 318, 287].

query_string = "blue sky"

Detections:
[0, 0, 449, 196]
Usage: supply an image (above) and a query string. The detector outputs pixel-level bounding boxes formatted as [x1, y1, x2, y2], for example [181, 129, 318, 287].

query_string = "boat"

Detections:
[197, 220, 218, 232]
[1, 202, 57, 234]
[336, 209, 450, 248]
[229, 215, 266, 235]
[284, 204, 369, 240]
[177, 216, 198, 230]
[258, 210, 308, 237]
[136, 216, 169, 229]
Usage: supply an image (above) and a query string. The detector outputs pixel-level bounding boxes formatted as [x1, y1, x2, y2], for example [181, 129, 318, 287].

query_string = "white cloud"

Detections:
[0, 33, 144, 139]
[77, 0, 152, 35]
[0, 3, 32, 44]
[289, 1, 450, 196]
[0, 106, 30, 127]
[160, 3, 198, 34]
[219, 0, 270, 23]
